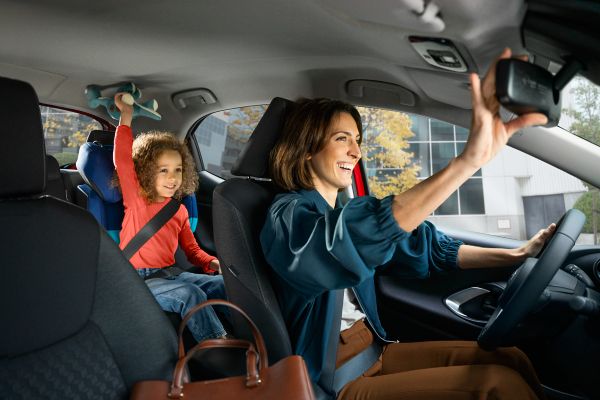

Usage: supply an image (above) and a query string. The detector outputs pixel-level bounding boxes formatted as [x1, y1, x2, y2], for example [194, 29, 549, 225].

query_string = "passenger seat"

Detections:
[44, 155, 68, 200]
[61, 167, 88, 208]
[0, 75, 178, 399]
[45, 154, 88, 208]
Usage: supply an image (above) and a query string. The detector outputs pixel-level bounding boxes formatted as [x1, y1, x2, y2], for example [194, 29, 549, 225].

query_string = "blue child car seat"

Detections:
[76, 130, 198, 244]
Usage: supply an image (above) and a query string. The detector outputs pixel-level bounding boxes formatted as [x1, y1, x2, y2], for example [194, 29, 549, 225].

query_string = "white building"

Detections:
[429, 145, 586, 240]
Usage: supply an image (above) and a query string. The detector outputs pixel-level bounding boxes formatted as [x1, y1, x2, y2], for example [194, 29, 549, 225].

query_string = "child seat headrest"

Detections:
[76, 131, 122, 203]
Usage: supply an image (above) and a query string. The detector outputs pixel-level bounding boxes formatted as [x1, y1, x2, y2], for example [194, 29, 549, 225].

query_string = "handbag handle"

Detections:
[168, 339, 260, 399]
[169, 300, 271, 398]
[177, 299, 269, 368]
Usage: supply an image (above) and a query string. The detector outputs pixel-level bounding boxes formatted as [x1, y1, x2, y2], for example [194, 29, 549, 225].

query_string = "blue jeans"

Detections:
[137, 269, 227, 341]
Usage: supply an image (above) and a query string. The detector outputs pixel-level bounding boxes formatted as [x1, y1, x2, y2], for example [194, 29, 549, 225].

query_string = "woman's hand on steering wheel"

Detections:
[517, 223, 556, 260]
[477, 209, 585, 350]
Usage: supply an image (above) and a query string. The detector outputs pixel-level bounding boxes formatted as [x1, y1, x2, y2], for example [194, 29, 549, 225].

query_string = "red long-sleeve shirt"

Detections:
[114, 125, 215, 271]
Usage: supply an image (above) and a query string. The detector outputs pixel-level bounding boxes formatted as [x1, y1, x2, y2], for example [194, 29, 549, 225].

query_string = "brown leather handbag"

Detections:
[131, 299, 315, 400]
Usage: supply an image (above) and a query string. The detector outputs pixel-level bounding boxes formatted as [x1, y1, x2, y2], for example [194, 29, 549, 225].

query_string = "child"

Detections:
[113, 93, 227, 341]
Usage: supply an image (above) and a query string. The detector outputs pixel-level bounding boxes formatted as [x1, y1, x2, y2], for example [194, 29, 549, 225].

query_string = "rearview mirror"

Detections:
[496, 59, 560, 127]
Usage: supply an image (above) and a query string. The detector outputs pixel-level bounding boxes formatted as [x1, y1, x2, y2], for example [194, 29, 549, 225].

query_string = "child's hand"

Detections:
[209, 259, 221, 274]
[114, 92, 134, 127]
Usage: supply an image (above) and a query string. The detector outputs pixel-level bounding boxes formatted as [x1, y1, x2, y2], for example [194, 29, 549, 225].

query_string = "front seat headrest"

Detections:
[231, 97, 295, 178]
[0, 77, 46, 198]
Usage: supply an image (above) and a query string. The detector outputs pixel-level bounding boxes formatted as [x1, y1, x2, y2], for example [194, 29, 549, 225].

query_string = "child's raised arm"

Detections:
[113, 93, 142, 208]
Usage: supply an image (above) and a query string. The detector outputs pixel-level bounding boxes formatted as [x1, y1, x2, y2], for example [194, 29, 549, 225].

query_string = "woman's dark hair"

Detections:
[270, 98, 362, 191]
[115, 131, 198, 202]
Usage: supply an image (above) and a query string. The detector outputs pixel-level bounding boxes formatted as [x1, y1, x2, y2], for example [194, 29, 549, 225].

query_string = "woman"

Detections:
[260, 49, 553, 399]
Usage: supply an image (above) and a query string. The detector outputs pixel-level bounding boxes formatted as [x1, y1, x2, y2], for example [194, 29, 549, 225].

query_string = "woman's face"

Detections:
[308, 112, 361, 201]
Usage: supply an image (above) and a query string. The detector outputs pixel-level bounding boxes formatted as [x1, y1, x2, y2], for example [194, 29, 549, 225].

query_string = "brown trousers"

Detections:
[336, 322, 544, 400]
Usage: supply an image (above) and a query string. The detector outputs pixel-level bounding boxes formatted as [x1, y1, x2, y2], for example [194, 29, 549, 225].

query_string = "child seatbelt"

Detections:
[122, 198, 181, 260]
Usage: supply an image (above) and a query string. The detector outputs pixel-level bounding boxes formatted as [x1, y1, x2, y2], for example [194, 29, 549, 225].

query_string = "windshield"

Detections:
[559, 75, 600, 148]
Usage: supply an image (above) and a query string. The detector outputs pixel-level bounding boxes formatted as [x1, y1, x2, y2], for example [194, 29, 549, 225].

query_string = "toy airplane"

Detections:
[85, 82, 161, 121]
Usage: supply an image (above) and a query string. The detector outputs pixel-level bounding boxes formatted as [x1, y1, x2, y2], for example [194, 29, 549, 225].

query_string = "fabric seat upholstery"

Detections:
[0, 77, 178, 399]
[44, 154, 67, 200]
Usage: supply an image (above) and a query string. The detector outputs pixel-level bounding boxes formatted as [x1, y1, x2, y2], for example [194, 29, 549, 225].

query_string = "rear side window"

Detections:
[193, 105, 267, 179]
[41, 106, 102, 166]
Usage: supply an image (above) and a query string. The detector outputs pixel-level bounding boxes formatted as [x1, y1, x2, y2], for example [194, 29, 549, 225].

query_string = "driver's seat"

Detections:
[213, 98, 342, 399]
[213, 97, 293, 363]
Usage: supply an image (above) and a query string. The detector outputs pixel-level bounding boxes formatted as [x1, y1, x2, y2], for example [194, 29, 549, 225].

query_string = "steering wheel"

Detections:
[477, 209, 585, 350]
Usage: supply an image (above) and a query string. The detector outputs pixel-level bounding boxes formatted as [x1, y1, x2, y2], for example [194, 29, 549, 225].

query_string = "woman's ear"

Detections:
[306, 153, 312, 161]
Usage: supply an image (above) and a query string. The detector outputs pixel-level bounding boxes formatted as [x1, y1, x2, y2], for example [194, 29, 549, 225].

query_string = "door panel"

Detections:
[376, 225, 600, 343]
[376, 228, 522, 341]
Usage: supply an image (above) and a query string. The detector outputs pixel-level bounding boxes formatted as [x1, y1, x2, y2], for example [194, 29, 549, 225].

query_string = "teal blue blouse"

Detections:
[260, 189, 462, 384]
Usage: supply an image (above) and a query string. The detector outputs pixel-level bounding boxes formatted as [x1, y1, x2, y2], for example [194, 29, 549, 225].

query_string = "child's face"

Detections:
[154, 150, 183, 202]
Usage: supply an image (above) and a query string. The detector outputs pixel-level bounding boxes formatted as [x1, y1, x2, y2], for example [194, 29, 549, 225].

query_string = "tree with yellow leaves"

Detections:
[41, 106, 100, 165]
[357, 107, 421, 199]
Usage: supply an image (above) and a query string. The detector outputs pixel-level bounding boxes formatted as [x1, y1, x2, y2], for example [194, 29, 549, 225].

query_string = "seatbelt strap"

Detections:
[122, 198, 180, 260]
[318, 289, 344, 398]
[332, 341, 382, 393]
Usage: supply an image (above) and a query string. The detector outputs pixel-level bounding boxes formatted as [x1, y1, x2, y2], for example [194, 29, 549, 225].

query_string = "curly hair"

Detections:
[124, 131, 199, 202]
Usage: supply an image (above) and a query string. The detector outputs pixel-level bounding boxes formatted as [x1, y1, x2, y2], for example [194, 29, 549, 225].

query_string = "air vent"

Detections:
[172, 88, 217, 109]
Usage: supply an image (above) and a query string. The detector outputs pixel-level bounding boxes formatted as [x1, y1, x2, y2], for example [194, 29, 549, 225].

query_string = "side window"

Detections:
[358, 107, 484, 216]
[41, 106, 102, 166]
[358, 107, 588, 242]
[193, 105, 267, 179]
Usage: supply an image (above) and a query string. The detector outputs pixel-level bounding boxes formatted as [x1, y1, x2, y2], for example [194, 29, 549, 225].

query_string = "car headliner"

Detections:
[2, 0, 600, 189]
[0, 0, 525, 130]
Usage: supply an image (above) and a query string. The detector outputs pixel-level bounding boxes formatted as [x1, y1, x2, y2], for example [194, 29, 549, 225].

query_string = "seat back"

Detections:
[44, 155, 67, 200]
[213, 97, 294, 363]
[0, 77, 177, 398]
[76, 131, 198, 243]
[76, 136, 125, 241]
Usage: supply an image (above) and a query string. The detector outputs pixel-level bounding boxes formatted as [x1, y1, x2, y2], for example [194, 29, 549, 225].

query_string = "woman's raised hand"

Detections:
[458, 48, 548, 169]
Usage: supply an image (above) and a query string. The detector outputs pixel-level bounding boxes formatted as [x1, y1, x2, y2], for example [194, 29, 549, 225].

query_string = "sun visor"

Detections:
[346, 80, 415, 108]
[407, 68, 471, 109]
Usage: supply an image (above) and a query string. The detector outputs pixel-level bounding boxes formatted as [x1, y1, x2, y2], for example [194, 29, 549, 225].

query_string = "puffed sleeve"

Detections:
[260, 193, 409, 296]
[383, 220, 463, 279]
